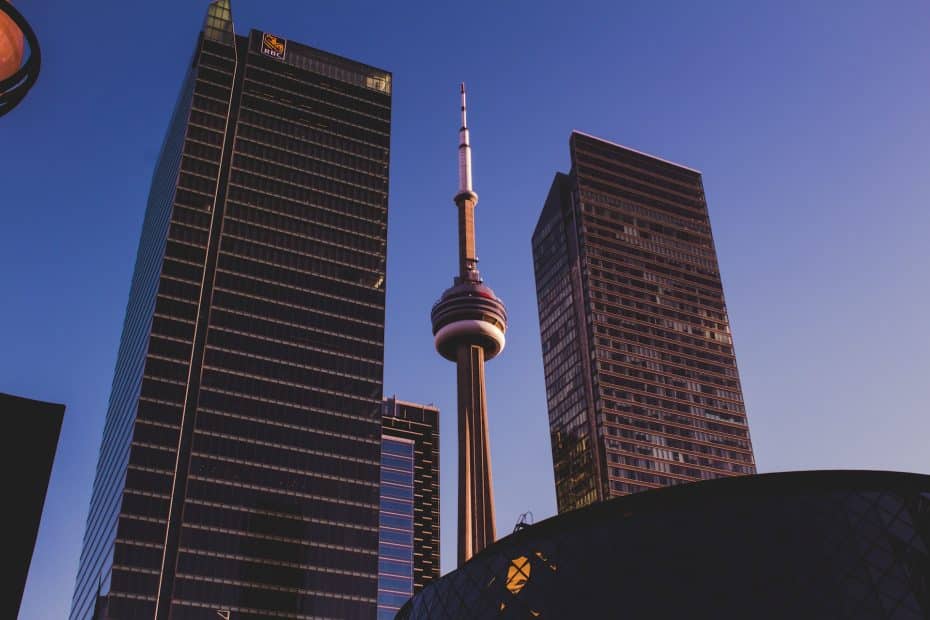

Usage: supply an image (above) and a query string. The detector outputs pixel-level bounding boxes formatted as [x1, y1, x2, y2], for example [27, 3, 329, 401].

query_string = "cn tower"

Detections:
[431, 84, 508, 566]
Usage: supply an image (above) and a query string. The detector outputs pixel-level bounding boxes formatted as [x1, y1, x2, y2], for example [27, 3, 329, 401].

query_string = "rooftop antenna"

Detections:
[513, 511, 534, 533]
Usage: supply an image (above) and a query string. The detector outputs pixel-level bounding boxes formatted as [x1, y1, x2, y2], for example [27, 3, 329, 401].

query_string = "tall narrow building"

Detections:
[378, 398, 440, 619]
[70, 2, 391, 618]
[532, 132, 755, 514]
[430, 85, 507, 565]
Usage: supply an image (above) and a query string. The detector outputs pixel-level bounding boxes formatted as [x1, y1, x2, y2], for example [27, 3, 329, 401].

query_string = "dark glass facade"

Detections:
[532, 132, 755, 513]
[378, 398, 440, 619]
[2, 392, 64, 619]
[70, 2, 391, 618]
[378, 435, 415, 617]
[398, 470, 930, 619]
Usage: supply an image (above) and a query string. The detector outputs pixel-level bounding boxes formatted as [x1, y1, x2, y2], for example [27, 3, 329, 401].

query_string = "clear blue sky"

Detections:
[5, 1, 928, 617]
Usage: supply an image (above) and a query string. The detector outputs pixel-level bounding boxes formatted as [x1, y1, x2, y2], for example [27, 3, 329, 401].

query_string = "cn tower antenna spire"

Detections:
[432, 84, 508, 566]
[458, 82, 473, 195]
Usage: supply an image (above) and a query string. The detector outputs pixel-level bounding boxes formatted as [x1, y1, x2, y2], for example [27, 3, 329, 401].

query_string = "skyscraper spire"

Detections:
[203, 0, 234, 44]
[432, 85, 508, 565]
[458, 83, 473, 196]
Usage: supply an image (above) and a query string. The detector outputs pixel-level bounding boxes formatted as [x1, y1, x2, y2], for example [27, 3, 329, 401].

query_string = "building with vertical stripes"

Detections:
[70, 2, 391, 618]
[378, 398, 440, 619]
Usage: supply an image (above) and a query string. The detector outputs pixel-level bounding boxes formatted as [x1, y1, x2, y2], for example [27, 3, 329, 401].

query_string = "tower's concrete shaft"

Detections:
[431, 84, 507, 566]
[456, 343, 495, 565]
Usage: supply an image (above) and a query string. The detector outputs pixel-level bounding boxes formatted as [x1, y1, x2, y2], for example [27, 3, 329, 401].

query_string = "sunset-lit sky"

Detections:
[4, 1, 929, 617]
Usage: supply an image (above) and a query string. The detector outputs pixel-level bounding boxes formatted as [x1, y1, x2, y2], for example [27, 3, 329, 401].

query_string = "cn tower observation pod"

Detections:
[431, 281, 507, 361]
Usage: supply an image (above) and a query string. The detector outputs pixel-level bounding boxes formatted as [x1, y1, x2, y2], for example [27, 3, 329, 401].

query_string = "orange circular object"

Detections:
[0, 3, 25, 83]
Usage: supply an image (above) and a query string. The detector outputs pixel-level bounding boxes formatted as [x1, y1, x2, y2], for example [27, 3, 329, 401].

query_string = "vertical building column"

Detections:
[456, 344, 495, 565]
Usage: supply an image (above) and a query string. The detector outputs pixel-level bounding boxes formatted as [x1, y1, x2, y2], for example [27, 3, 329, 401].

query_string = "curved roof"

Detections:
[486, 469, 930, 555]
[399, 470, 930, 619]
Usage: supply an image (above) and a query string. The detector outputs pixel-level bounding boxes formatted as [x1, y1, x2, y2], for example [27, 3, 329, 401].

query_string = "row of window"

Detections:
[595, 324, 737, 378]
[198, 372, 382, 421]
[242, 81, 388, 141]
[219, 232, 385, 290]
[604, 419, 752, 452]
[228, 185, 386, 238]
[596, 362, 744, 412]
[590, 282, 728, 330]
[234, 135, 387, 196]
[591, 303, 734, 361]
[226, 201, 385, 261]
[588, 264, 725, 314]
[587, 243, 721, 296]
[600, 392, 747, 438]
[236, 122, 387, 175]
[245, 61, 390, 121]
[208, 328, 382, 377]
[147, 333, 194, 364]
[213, 270, 383, 327]
[208, 307, 382, 359]
[203, 348, 381, 397]
[577, 156, 705, 212]
[192, 78, 232, 107]
[607, 443, 750, 472]
[191, 430, 379, 482]
[177, 550, 377, 596]
[181, 501, 378, 550]
[233, 151, 386, 208]
[172, 573, 376, 615]
[193, 409, 380, 462]
[587, 224, 717, 273]
[186, 477, 378, 528]
[241, 94, 389, 159]
[140, 367, 192, 401]
[573, 136, 701, 187]
[223, 217, 385, 271]
[179, 522, 377, 574]
[246, 45, 390, 101]
[237, 106, 387, 163]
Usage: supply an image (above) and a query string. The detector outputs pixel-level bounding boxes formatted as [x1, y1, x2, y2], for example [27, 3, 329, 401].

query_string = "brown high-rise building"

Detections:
[532, 132, 756, 514]
[70, 2, 392, 618]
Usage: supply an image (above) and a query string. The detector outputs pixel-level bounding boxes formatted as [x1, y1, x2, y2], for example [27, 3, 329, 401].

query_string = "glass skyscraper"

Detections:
[378, 398, 440, 619]
[532, 132, 756, 514]
[70, 2, 391, 618]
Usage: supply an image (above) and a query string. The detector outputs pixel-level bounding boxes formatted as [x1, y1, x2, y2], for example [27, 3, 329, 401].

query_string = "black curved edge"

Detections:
[0, 0, 41, 116]
[398, 469, 930, 616]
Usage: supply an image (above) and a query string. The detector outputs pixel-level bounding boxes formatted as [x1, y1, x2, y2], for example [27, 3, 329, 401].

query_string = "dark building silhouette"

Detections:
[70, 2, 391, 618]
[378, 398, 440, 619]
[2, 392, 64, 618]
[532, 132, 755, 513]
[398, 470, 930, 619]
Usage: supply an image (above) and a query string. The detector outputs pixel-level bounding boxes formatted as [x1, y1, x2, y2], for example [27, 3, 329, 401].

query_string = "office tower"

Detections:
[378, 398, 440, 619]
[532, 132, 756, 514]
[70, 2, 391, 618]
[2, 393, 64, 618]
[431, 85, 508, 566]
